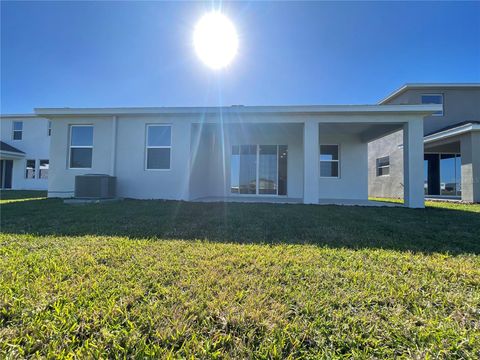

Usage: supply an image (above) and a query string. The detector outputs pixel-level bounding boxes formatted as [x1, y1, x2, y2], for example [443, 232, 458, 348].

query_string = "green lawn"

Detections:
[1, 191, 479, 358]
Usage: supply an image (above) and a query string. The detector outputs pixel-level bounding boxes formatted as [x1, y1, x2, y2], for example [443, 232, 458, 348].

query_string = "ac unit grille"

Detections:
[74, 174, 116, 199]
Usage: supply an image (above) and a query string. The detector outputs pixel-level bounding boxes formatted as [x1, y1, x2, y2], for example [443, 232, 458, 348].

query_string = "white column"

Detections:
[303, 121, 320, 204]
[403, 119, 425, 208]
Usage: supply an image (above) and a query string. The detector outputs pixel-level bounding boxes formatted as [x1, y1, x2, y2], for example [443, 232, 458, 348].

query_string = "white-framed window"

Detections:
[145, 124, 171, 170]
[12, 121, 23, 140]
[376, 156, 390, 176]
[421, 94, 444, 116]
[39, 160, 49, 179]
[48, 121, 52, 136]
[69, 125, 93, 169]
[320, 144, 340, 178]
[25, 159, 36, 179]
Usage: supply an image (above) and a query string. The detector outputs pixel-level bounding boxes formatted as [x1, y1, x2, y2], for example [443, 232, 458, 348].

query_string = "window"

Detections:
[320, 145, 339, 178]
[48, 121, 52, 136]
[421, 94, 444, 116]
[376, 156, 390, 176]
[39, 160, 49, 179]
[25, 160, 36, 179]
[12, 121, 23, 140]
[69, 125, 93, 169]
[146, 124, 171, 170]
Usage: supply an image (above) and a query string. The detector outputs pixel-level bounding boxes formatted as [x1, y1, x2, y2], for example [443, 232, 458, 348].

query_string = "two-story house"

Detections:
[0, 115, 51, 190]
[368, 84, 480, 203]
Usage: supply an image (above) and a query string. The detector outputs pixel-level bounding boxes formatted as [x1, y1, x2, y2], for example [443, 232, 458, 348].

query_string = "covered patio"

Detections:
[188, 105, 432, 208]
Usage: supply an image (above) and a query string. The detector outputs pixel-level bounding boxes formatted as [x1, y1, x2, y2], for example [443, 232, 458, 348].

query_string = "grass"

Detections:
[1, 191, 479, 358]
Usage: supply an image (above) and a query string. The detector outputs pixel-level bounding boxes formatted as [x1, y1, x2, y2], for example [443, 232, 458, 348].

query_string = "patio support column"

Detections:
[303, 121, 319, 204]
[460, 132, 480, 203]
[403, 119, 425, 208]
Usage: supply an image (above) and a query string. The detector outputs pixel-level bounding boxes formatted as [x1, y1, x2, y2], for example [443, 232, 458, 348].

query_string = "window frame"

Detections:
[68, 125, 94, 170]
[12, 121, 23, 140]
[319, 144, 340, 179]
[25, 159, 36, 179]
[376, 156, 390, 177]
[145, 124, 172, 171]
[39, 159, 49, 179]
[421, 93, 444, 116]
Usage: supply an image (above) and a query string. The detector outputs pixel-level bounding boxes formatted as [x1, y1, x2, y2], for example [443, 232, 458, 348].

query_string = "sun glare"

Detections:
[193, 12, 238, 70]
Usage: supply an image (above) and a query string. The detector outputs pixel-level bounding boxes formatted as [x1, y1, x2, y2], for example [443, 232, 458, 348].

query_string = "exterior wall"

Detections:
[48, 116, 115, 197]
[460, 131, 480, 203]
[320, 133, 368, 200]
[49, 115, 191, 199]
[368, 130, 404, 198]
[47, 110, 425, 206]
[115, 116, 191, 200]
[383, 87, 480, 135]
[370, 86, 480, 199]
[0, 116, 50, 190]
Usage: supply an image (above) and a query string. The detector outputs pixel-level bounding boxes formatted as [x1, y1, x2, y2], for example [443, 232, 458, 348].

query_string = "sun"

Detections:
[193, 12, 238, 70]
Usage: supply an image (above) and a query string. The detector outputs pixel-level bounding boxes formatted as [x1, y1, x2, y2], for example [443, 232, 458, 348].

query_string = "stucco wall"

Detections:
[48, 116, 115, 197]
[1, 116, 50, 190]
[383, 88, 480, 135]
[368, 130, 404, 198]
[319, 133, 368, 200]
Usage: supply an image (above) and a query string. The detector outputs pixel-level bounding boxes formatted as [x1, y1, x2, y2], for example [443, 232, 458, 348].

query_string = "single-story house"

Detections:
[35, 104, 441, 208]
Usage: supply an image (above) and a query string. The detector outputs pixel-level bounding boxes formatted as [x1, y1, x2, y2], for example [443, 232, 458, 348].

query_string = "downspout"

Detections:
[111, 115, 117, 176]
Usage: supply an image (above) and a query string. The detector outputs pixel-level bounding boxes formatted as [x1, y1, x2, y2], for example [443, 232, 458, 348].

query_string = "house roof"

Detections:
[0, 141, 25, 154]
[379, 83, 480, 104]
[0, 114, 39, 119]
[424, 121, 480, 144]
[35, 104, 442, 117]
[425, 120, 480, 137]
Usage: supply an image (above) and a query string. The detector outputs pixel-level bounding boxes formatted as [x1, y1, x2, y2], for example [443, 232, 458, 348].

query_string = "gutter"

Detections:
[424, 123, 480, 144]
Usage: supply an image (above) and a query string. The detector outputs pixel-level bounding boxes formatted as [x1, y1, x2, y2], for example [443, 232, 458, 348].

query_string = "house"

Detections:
[369, 84, 480, 203]
[0, 115, 51, 190]
[35, 104, 440, 208]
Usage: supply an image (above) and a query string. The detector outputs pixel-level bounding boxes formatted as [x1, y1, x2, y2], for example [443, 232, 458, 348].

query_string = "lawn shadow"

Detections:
[1, 198, 479, 255]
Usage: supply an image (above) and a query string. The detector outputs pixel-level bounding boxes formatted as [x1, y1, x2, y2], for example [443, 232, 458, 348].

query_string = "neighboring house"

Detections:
[35, 104, 439, 208]
[368, 83, 480, 203]
[0, 115, 51, 190]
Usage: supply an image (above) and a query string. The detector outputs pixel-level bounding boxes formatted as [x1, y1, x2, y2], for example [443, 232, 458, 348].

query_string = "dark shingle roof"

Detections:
[0, 141, 24, 154]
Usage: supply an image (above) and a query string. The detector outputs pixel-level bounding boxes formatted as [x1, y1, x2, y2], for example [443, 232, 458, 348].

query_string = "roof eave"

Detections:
[35, 104, 442, 117]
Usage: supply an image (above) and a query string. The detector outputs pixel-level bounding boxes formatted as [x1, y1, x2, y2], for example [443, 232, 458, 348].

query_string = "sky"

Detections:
[1, 1, 479, 113]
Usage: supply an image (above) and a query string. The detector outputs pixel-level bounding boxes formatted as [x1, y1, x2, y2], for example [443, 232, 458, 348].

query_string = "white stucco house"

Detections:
[35, 104, 440, 208]
[0, 114, 51, 190]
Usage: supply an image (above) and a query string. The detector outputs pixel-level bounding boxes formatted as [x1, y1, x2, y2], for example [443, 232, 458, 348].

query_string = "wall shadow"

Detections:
[1, 198, 479, 255]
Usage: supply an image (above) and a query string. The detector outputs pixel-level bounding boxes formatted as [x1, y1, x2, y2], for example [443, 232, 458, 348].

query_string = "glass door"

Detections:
[231, 145, 287, 196]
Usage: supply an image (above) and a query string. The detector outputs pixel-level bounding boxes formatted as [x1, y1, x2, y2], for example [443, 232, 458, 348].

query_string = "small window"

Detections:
[39, 160, 49, 179]
[13, 121, 23, 140]
[421, 94, 443, 116]
[69, 125, 93, 169]
[25, 160, 36, 179]
[376, 156, 390, 176]
[48, 121, 52, 136]
[146, 124, 171, 170]
[320, 145, 339, 178]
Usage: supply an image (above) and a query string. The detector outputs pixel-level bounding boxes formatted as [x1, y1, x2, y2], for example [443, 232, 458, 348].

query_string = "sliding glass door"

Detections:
[424, 153, 461, 197]
[231, 145, 287, 196]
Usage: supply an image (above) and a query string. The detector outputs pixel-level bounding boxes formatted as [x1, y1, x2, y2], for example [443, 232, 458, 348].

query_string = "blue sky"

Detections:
[1, 1, 479, 113]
